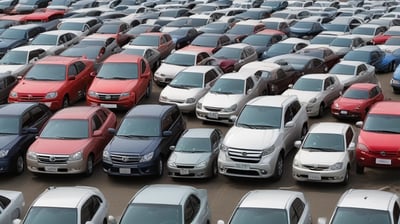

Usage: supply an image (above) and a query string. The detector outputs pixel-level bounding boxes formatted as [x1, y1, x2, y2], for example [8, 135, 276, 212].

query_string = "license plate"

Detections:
[44, 166, 57, 172]
[208, 112, 218, 119]
[340, 110, 348, 115]
[119, 168, 131, 174]
[308, 173, 321, 180]
[180, 169, 189, 175]
[376, 158, 391, 165]
[100, 104, 117, 108]
[235, 163, 250, 170]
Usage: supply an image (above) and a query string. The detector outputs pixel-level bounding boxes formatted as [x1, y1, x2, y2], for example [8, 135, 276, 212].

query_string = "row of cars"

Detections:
[2, 184, 400, 224]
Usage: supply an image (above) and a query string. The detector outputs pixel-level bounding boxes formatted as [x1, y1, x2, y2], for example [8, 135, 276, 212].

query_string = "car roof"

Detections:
[247, 95, 298, 108]
[51, 106, 100, 120]
[126, 104, 175, 118]
[37, 30, 76, 36]
[337, 189, 398, 211]
[239, 61, 281, 72]
[104, 53, 142, 63]
[309, 122, 351, 135]
[10, 45, 46, 52]
[220, 72, 253, 80]
[238, 190, 303, 209]
[301, 73, 333, 80]
[182, 128, 216, 138]
[369, 101, 400, 115]
[8, 23, 42, 30]
[347, 83, 378, 90]
[37, 55, 80, 65]
[0, 103, 41, 116]
[352, 45, 381, 52]
[335, 60, 365, 66]
[131, 184, 196, 205]
[222, 43, 252, 49]
[182, 65, 218, 73]
[60, 16, 99, 22]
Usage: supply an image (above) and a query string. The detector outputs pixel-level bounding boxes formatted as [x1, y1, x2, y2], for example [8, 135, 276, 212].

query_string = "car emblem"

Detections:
[380, 151, 386, 156]
[241, 152, 247, 156]
[122, 156, 129, 162]
[105, 95, 111, 100]
[49, 156, 56, 162]
[28, 94, 32, 99]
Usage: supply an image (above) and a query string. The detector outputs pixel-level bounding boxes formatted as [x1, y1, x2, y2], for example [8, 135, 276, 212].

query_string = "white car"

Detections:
[328, 60, 379, 90]
[218, 95, 309, 179]
[218, 190, 312, 224]
[13, 186, 110, 224]
[159, 65, 224, 113]
[350, 24, 387, 43]
[292, 122, 356, 184]
[282, 74, 342, 117]
[153, 50, 212, 86]
[29, 30, 81, 55]
[328, 35, 365, 57]
[196, 71, 268, 124]
[0, 190, 24, 224]
[58, 17, 103, 37]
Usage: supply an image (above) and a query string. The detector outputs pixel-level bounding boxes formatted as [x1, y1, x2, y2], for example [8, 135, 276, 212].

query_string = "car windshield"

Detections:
[236, 105, 282, 129]
[61, 46, 100, 60]
[168, 28, 189, 36]
[329, 64, 355, 75]
[263, 22, 279, 30]
[170, 71, 203, 88]
[164, 53, 195, 66]
[79, 39, 105, 46]
[323, 24, 349, 32]
[230, 207, 288, 224]
[310, 36, 336, 45]
[201, 23, 227, 34]
[302, 133, 345, 151]
[24, 64, 66, 81]
[343, 88, 369, 99]
[130, 35, 159, 46]
[351, 27, 375, 35]
[117, 117, 160, 137]
[343, 51, 371, 63]
[97, 24, 119, 34]
[384, 30, 400, 36]
[213, 47, 241, 60]
[31, 34, 58, 45]
[97, 63, 138, 79]
[18, 0, 37, 4]
[59, 22, 84, 31]
[292, 78, 323, 92]
[329, 38, 352, 47]
[40, 119, 89, 139]
[363, 114, 400, 133]
[0, 28, 25, 39]
[297, 49, 324, 58]
[267, 43, 294, 55]
[210, 78, 244, 94]
[127, 25, 155, 35]
[242, 34, 272, 46]
[175, 137, 211, 152]
[191, 35, 218, 47]
[121, 48, 145, 56]
[120, 204, 182, 224]
[227, 24, 255, 35]
[0, 116, 19, 134]
[385, 38, 400, 45]
[0, 50, 27, 65]
[293, 21, 314, 29]
[0, 20, 14, 28]
[331, 207, 391, 224]
[22, 207, 78, 224]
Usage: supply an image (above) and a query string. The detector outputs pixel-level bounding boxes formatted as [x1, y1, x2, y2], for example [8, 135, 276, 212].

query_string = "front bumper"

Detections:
[292, 166, 347, 183]
[27, 159, 87, 174]
[102, 160, 159, 176]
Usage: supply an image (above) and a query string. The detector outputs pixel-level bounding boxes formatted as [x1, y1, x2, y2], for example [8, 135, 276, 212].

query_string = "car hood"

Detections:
[0, 134, 19, 149]
[106, 136, 161, 154]
[359, 131, 400, 151]
[161, 85, 203, 100]
[0, 64, 25, 74]
[90, 78, 139, 93]
[29, 138, 91, 154]
[283, 89, 319, 104]
[334, 97, 366, 108]
[290, 27, 311, 33]
[28, 45, 53, 51]
[224, 126, 279, 149]
[296, 150, 346, 165]
[156, 63, 186, 77]
[0, 39, 19, 48]
[171, 151, 211, 165]
[328, 46, 350, 55]
[13, 80, 65, 93]
[331, 74, 354, 85]
[201, 92, 243, 108]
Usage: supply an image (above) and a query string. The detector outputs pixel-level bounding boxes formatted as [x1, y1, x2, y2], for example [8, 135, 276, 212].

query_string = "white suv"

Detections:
[218, 95, 309, 180]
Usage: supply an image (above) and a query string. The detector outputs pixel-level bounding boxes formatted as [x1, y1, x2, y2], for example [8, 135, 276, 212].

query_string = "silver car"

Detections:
[218, 190, 312, 224]
[0, 190, 24, 224]
[167, 128, 223, 179]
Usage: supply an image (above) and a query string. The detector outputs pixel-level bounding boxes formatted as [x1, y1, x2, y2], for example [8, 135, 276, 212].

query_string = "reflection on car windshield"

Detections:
[331, 207, 391, 224]
[130, 35, 159, 46]
[164, 53, 196, 66]
[213, 47, 241, 60]
[329, 64, 355, 75]
[343, 51, 371, 63]
[170, 71, 203, 88]
[40, 119, 89, 139]
[0, 51, 27, 65]
[210, 78, 244, 94]
[0, 117, 19, 134]
[23, 207, 78, 224]
[343, 89, 369, 99]
[117, 117, 160, 137]
[236, 105, 282, 129]
[363, 114, 400, 133]
[31, 34, 58, 45]
[120, 204, 182, 224]
[302, 133, 345, 151]
[230, 207, 288, 224]
[97, 63, 138, 79]
[175, 137, 211, 152]
[25, 64, 66, 81]
[292, 78, 323, 92]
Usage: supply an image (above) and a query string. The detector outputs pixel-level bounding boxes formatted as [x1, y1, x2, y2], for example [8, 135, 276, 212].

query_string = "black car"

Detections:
[168, 27, 201, 49]
[0, 103, 52, 175]
[103, 104, 186, 177]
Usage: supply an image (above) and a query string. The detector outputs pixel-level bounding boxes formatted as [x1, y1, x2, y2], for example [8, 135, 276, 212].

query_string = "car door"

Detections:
[184, 194, 208, 224]
[282, 101, 302, 152]
[323, 76, 339, 105]
[80, 195, 105, 224]
[136, 59, 149, 101]
[345, 126, 356, 163]
[67, 61, 88, 103]
[89, 112, 108, 163]
[274, 69, 292, 94]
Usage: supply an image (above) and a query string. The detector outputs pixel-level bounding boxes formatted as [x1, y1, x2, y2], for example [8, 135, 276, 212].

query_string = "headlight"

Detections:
[88, 90, 99, 98]
[45, 92, 58, 99]
[68, 151, 82, 161]
[220, 144, 228, 152]
[195, 160, 207, 168]
[159, 95, 167, 101]
[329, 162, 343, 170]
[9, 91, 18, 98]
[140, 152, 154, 162]
[27, 151, 37, 160]
[186, 98, 196, 103]
[103, 150, 111, 163]
[309, 97, 317, 104]
[222, 104, 237, 112]
[0, 149, 10, 158]
[293, 158, 301, 167]
[120, 92, 130, 98]
[196, 102, 202, 109]
[167, 154, 176, 167]
[357, 143, 369, 152]
[262, 146, 275, 156]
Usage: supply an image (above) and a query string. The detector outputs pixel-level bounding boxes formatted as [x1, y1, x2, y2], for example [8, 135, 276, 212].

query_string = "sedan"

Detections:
[282, 74, 342, 117]
[120, 46, 161, 72]
[391, 62, 400, 93]
[168, 27, 201, 50]
[182, 33, 232, 54]
[328, 35, 365, 57]
[167, 128, 223, 179]
[242, 29, 287, 59]
[29, 30, 81, 55]
[0, 190, 24, 224]
[264, 54, 329, 75]
[289, 20, 324, 39]
[26, 106, 117, 176]
[295, 47, 341, 70]
[125, 32, 175, 59]
[292, 122, 356, 184]
[331, 83, 384, 121]
[371, 26, 400, 45]
[261, 37, 309, 59]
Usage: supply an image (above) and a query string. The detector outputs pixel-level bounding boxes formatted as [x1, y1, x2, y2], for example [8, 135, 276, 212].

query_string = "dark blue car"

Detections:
[103, 104, 186, 177]
[0, 103, 52, 175]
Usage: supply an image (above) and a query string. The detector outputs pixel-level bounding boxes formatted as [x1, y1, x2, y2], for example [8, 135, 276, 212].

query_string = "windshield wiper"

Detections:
[211, 90, 233, 94]
[170, 84, 190, 89]
[237, 123, 255, 129]
[109, 76, 129, 80]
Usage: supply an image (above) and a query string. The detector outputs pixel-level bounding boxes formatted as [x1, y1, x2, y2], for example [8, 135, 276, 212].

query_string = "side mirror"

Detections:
[108, 128, 117, 135]
[12, 219, 21, 224]
[355, 121, 363, 128]
[294, 140, 302, 148]
[288, 84, 293, 88]
[90, 71, 97, 77]
[217, 220, 225, 224]
[246, 88, 252, 95]
[348, 142, 356, 150]
[93, 130, 102, 137]
[285, 121, 294, 128]
[229, 115, 237, 122]
[108, 216, 117, 224]
[317, 217, 327, 224]
[163, 130, 172, 137]
[169, 145, 175, 151]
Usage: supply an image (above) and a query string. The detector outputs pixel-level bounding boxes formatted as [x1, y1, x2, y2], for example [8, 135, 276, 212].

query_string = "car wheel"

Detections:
[318, 103, 325, 117]
[154, 60, 161, 71]
[389, 62, 396, 72]
[145, 82, 152, 98]
[342, 168, 349, 185]
[393, 87, 400, 94]
[272, 153, 284, 180]
[356, 163, 364, 174]
[157, 158, 164, 177]
[85, 155, 94, 177]
[301, 123, 308, 140]
[211, 161, 218, 178]
[14, 154, 25, 175]
[62, 96, 69, 108]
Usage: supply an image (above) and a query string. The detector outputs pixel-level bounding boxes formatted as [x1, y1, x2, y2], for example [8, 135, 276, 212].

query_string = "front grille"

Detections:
[370, 151, 398, 157]
[177, 165, 195, 169]
[37, 154, 69, 164]
[19, 94, 45, 101]
[228, 148, 262, 163]
[226, 169, 260, 176]
[204, 106, 222, 112]
[110, 154, 141, 164]
[303, 165, 329, 171]
[98, 94, 120, 101]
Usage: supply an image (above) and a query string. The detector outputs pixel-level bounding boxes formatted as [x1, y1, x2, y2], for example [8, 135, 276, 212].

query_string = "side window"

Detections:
[345, 127, 354, 147]
[0, 79, 4, 89]
[96, 109, 108, 123]
[290, 198, 305, 224]
[162, 113, 173, 131]
[245, 77, 254, 93]
[276, 69, 286, 79]
[141, 59, 146, 74]
[324, 78, 331, 90]
[22, 112, 32, 128]
[80, 198, 93, 224]
[68, 64, 78, 76]
[369, 87, 378, 98]
[30, 106, 46, 123]
[284, 106, 294, 124]
[184, 195, 201, 224]
[291, 100, 301, 116]
[393, 202, 400, 224]
[91, 114, 102, 132]
[204, 72, 213, 84]
[74, 61, 86, 74]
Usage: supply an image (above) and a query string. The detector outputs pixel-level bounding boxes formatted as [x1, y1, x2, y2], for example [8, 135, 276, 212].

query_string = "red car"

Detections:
[26, 106, 117, 176]
[86, 53, 152, 110]
[94, 21, 131, 46]
[8, 56, 96, 110]
[355, 101, 400, 174]
[331, 83, 384, 121]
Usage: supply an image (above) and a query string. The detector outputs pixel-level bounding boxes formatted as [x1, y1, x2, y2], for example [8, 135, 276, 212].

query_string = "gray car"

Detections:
[167, 128, 223, 179]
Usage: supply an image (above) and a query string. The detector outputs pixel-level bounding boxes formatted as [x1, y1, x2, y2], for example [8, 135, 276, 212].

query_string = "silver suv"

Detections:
[218, 95, 308, 180]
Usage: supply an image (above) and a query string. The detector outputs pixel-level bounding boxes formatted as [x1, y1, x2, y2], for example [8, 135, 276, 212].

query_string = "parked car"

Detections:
[26, 106, 117, 176]
[264, 54, 329, 75]
[318, 189, 400, 224]
[167, 27, 201, 50]
[371, 26, 400, 45]
[0, 103, 52, 175]
[218, 95, 309, 179]
[328, 35, 365, 57]
[242, 29, 287, 59]
[109, 184, 211, 224]
[282, 74, 342, 117]
[350, 24, 387, 43]
[0, 190, 24, 224]
[331, 83, 384, 120]
[87, 54, 152, 110]
[13, 186, 111, 224]
[57, 17, 103, 36]
[125, 32, 175, 59]
[95, 20, 131, 46]
[182, 33, 232, 54]
[8, 56, 96, 111]
[29, 30, 81, 55]
[379, 36, 400, 52]
[120, 46, 161, 72]
[0, 73, 18, 104]
[225, 20, 265, 42]
[295, 47, 341, 69]
[292, 122, 356, 184]
[167, 128, 223, 179]
[159, 65, 224, 113]
[261, 37, 309, 59]
[355, 101, 400, 174]
[102, 104, 186, 177]
[12, 0, 51, 14]
[289, 20, 324, 39]
[218, 190, 312, 224]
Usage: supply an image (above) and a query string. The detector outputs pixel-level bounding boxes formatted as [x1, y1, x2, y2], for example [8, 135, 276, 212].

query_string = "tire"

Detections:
[272, 153, 284, 180]
[388, 62, 395, 73]
[85, 155, 94, 177]
[14, 154, 25, 175]
[157, 158, 164, 177]
[62, 96, 69, 108]
[145, 82, 152, 98]
[154, 60, 161, 71]
[318, 103, 325, 117]
[356, 163, 364, 174]
[300, 123, 308, 140]
[342, 168, 349, 185]
[210, 161, 218, 178]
